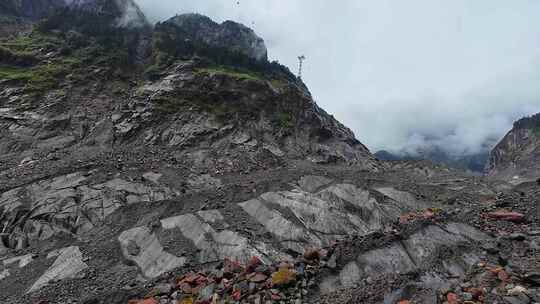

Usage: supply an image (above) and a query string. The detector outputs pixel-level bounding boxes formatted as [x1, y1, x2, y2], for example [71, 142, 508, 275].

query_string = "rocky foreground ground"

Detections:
[0, 159, 538, 304]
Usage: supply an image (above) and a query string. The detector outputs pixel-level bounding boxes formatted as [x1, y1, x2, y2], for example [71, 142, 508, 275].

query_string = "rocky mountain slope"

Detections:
[486, 113, 540, 183]
[0, 2, 539, 304]
[0, 0, 65, 21]
[163, 14, 267, 61]
[0, 0, 149, 37]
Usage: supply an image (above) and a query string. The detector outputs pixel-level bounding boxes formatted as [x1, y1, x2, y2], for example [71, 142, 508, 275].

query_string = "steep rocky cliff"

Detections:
[0, 0, 149, 37]
[162, 13, 267, 61]
[0, 4, 539, 304]
[0, 0, 65, 20]
[486, 113, 540, 182]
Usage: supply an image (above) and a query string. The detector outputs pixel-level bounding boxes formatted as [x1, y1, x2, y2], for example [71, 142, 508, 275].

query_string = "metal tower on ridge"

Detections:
[297, 55, 306, 79]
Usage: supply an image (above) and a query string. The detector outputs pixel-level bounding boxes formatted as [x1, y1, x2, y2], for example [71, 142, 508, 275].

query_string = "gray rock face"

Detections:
[0, 0, 65, 20]
[136, 63, 379, 169]
[1, 0, 148, 29]
[118, 227, 186, 278]
[321, 222, 490, 292]
[0, 171, 510, 303]
[161, 212, 278, 264]
[106, 178, 433, 280]
[486, 113, 540, 182]
[65, 0, 149, 28]
[297, 175, 333, 193]
[166, 14, 268, 61]
[28, 246, 87, 293]
[0, 172, 177, 252]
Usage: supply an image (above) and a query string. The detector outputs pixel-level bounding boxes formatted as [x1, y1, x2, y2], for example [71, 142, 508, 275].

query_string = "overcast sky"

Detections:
[135, 0, 540, 156]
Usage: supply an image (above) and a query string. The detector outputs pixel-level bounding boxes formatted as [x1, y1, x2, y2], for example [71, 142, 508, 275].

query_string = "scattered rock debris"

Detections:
[127, 248, 330, 304]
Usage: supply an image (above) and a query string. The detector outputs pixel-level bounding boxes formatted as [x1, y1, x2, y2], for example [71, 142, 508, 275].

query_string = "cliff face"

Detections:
[0, 0, 149, 31]
[163, 13, 268, 61]
[0, 0, 65, 36]
[63, 0, 149, 28]
[0, 0, 65, 20]
[486, 113, 540, 182]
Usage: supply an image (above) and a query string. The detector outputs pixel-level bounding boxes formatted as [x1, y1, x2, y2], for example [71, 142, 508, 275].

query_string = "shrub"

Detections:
[0, 46, 37, 66]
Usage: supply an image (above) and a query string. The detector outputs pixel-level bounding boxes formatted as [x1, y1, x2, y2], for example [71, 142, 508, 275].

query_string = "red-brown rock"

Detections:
[178, 282, 192, 294]
[303, 249, 321, 261]
[223, 258, 244, 274]
[246, 256, 262, 272]
[249, 273, 268, 283]
[469, 287, 485, 300]
[232, 290, 241, 301]
[487, 211, 525, 223]
[498, 270, 510, 282]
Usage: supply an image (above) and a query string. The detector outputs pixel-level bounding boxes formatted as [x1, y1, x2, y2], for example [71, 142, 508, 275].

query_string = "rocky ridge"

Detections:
[163, 13, 267, 61]
[0, 0, 65, 21]
[486, 113, 540, 183]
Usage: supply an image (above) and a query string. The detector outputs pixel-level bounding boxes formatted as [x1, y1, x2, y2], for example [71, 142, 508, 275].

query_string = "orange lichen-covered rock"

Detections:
[271, 267, 296, 286]
[486, 211, 525, 223]
[177, 297, 193, 304]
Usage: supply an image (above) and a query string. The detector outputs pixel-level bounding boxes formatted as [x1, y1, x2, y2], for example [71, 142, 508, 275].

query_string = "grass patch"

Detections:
[0, 57, 78, 95]
[196, 66, 263, 81]
[0, 65, 34, 81]
[153, 92, 246, 121]
[273, 112, 295, 130]
[0, 32, 63, 53]
[270, 79, 287, 90]
[532, 126, 540, 137]
[154, 95, 186, 114]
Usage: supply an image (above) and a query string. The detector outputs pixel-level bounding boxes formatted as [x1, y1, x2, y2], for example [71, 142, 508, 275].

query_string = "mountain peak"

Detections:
[163, 13, 267, 61]
[0, 0, 149, 31]
[0, 0, 65, 20]
[64, 0, 149, 29]
[486, 112, 540, 182]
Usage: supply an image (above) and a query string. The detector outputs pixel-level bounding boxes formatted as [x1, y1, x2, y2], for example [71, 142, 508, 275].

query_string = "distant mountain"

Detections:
[375, 148, 489, 173]
[486, 113, 540, 182]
